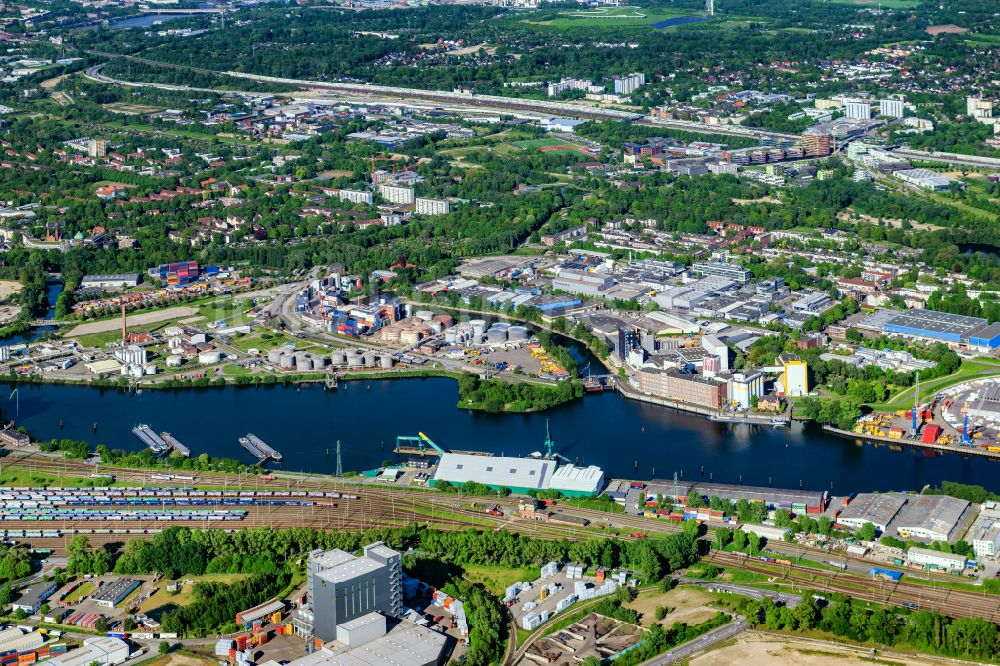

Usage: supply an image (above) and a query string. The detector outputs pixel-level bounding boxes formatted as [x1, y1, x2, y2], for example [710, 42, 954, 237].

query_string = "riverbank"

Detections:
[821, 424, 1000, 460]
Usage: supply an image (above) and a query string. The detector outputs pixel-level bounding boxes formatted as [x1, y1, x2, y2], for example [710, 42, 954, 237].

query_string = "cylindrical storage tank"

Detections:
[444, 330, 457, 344]
[433, 314, 455, 328]
[508, 325, 530, 341]
[400, 330, 422, 344]
[267, 349, 283, 364]
[428, 321, 444, 334]
[380, 355, 395, 369]
[487, 327, 507, 343]
[382, 328, 401, 343]
[297, 356, 313, 372]
[313, 356, 329, 369]
[294, 351, 310, 367]
[492, 322, 511, 331]
[120, 366, 129, 376]
[166, 355, 183, 368]
[360, 353, 372, 367]
[279, 353, 295, 369]
[144, 364, 158, 375]
[199, 351, 223, 365]
[415, 310, 434, 322]
[470, 319, 487, 336]
[130, 365, 144, 378]
[330, 351, 347, 366]
[347, 353, 363, 367]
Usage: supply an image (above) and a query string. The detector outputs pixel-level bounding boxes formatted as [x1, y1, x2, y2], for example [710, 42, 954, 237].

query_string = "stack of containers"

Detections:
[521, 613, 541, 631]
[555, 595, 577, 612]
[540, 561, 559, 579]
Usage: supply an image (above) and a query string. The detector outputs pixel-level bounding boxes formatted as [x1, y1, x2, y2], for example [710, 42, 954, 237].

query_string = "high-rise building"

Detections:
[778, 353, 809, 397]
[292, 542, 402, 642]
[379, 184, 414, 205]
[967, 96, 993, 119]
[879, 98, 905, 119]
[613, 73, 645, 96]
[843, 100, 872, 120]
[800, 131, 833, 157]
[88, 139, 107, 158]
[414, 197, 450, 216]
[337, 189, 373, 205]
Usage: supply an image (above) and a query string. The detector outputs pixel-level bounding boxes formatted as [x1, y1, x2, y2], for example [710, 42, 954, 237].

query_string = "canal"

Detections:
[3, 378, 995, 494]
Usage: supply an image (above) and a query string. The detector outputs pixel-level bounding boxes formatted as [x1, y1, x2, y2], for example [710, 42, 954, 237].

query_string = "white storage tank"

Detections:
[313, 356, 330, 369]
[331, 351, 347, 366]
[279, 353, 296, 369]
[267, 349, 283, 364]
[144, 364, 158, 375]
[199, 351, 223, 365]
[297, 356, 313, 372]
[380, 355, 395, 369]
[508, 325, 530, 341]
[415, 310, 434, 322]
[487, 327, 507, 343]
[444, 330, 457, 344]
[469, 319, 487, 336]
[166, 355, 183, 368]
[347, 353, 363, 367]
[428, 321, 444, 334]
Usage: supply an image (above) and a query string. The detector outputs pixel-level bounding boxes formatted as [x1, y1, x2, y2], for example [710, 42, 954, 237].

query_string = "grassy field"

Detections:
[522, 7, 703, 31]
[461, 564, 539, 596]
[64, 582, 96, 604]
[869, 359, 1000, 411]
[139, 574, 248, 615]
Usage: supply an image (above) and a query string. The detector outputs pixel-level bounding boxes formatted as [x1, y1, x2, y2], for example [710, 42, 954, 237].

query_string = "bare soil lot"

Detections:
[66, 306, 200, 337]
[0, 280, 23, 300]
[626, 586, 717, 627]
[692, 631, 961, 666]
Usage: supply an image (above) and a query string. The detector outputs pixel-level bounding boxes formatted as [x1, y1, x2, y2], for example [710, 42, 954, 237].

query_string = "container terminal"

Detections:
[239, 433, 283, 462]
[131, 425, 169, 455]
[159, 432, 191, 457]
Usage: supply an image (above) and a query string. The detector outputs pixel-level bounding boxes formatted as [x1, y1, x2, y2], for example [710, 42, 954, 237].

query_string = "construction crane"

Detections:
[368, 156, 395, 186]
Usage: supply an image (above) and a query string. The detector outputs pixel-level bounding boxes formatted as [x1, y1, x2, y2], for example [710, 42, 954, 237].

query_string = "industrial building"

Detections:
[80, 274, 141, 289]
[44, 638, 129, 666]
[280, 616, 446, 666]
[690, 261, 751, 284]
[729, 372, 764, 409]
[894, 168, 957, 192]
[881, 309, 1000, 351]
[970, 502, 1000, 560]
[893, 495, 973, 544]
[636, 367, 728, 409]
[91, 578, 140, 608]
[0, 629, 43, 655]
[552, 268, 613, 296]
[431, 453, 604, 497]
[777, 354, 808, 397]
[906, 547, 967, 573]
[643, 480, 827, 514]
[292, 542, 403, 642]
[12, 581, 56, 614]
[837, 493, 907, 533]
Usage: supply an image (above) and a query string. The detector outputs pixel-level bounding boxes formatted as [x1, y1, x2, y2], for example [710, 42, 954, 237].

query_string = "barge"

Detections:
[160, 432, 191, 457]
[132, 425, 170, 455]
[239, 433, 283, 462]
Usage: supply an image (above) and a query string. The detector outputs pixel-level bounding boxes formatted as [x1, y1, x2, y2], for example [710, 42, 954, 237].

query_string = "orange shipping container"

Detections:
[271, 611, 282, 625]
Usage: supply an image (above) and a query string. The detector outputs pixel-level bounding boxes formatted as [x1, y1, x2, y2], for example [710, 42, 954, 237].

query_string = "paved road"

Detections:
[640, 617, 747, 665]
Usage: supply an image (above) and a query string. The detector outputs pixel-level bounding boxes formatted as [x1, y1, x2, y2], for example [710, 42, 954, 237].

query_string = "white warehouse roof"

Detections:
[433, 454, 556, 492]
[548, 465, 605, 495]
[45, 638, 129, 666]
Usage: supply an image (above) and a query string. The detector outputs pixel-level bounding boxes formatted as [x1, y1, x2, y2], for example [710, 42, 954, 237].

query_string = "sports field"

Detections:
[512, 137, 597, 156]
[522, 7, 704, 31]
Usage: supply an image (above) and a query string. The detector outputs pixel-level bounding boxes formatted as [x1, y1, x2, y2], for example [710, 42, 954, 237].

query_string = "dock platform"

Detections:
[239, 433, 283, 462]
[132, 425, 170, 455]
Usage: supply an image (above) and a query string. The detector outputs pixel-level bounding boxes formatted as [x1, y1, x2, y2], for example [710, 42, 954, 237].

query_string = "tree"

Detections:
[654, 605, 668, 622]
[95, 616, 109, 633]
[793, 593, 819, 631]
[858, 522, 878, 542]
[158, 641, 171, 656]
[732, 529, 747, 551]
[746, 532, 761, 555]
[712, 527, 731, 551]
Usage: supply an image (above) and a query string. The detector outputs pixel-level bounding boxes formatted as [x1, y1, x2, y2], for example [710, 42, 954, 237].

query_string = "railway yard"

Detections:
[2, 448, 1000, 633]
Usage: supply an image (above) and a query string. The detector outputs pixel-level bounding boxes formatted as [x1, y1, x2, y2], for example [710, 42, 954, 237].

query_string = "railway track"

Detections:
[706, 552, 1000, 624]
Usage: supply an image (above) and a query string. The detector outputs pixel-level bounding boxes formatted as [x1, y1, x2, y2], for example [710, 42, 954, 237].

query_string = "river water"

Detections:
[3, 378, 995, 494]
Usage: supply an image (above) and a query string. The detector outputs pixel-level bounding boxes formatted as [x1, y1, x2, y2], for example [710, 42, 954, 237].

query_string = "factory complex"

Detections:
[858, 308, 1000, 352]
[430, 453, 605, 497]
